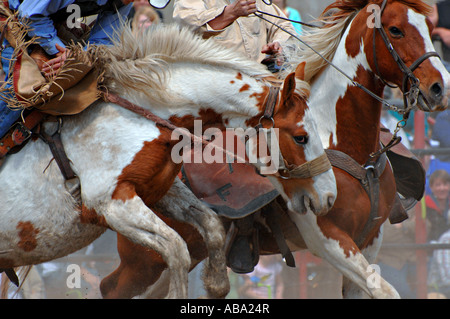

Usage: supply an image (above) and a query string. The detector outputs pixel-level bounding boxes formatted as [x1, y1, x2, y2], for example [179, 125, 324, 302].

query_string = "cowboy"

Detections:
[173, 0, 296, 70]
[0, 0, 135, 139]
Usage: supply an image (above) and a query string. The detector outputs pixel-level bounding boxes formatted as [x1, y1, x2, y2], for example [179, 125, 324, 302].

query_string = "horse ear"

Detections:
[281, 62, 307, 105]
[295, 62, 306, 81]
[281, 72, 296, 103]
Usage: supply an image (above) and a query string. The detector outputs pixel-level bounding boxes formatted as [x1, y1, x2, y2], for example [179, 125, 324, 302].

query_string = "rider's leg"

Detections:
[0, 46, 21, 139]
[0, 101, 21, 137]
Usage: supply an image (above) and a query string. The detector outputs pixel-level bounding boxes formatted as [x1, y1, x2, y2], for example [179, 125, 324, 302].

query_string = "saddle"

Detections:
[180, 129, 280, 273]
[181, 130, 278, 219]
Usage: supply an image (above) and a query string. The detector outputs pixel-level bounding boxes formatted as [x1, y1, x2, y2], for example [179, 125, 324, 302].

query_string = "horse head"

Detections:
[348, 0, 449, 112]
[259, 62, 337, 216]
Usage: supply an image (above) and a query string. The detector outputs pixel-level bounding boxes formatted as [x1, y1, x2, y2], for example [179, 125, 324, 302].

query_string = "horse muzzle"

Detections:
[289, 191, 335, 216]
[417, 80, 449, 112]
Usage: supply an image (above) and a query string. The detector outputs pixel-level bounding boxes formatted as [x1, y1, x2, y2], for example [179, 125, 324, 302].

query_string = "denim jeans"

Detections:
[0, 46, 21, 138]
[0, 102, 21, 137]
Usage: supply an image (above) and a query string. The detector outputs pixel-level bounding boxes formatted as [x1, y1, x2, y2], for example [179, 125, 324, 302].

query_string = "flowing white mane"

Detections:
[282, 9, 357, 83]
[97, 23, 272, 107]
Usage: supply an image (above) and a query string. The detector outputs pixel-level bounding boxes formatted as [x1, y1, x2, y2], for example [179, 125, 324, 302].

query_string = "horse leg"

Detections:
[101, 211, 208, 299]
[155, 178, 229, 299]
[100, 233, 167, 299]
[289, 211, 399, 299]
[141, 269, 171, 298]
[142, 255, 206, 299]
[341, 224, 387, 299]
[103, 196, 191, 299]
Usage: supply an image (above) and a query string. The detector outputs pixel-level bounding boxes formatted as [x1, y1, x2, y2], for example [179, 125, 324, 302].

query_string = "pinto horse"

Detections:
[0, 24, 337, 298]
[100, 0, 449, 299]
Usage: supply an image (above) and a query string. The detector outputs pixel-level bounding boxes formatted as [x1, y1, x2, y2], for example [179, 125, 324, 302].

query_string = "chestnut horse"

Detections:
[100, 0, 449, 299]
[0, 24, 337, 298]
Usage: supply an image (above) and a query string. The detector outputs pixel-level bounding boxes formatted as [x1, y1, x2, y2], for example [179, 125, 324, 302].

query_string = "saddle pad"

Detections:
[180, 130, 279, 219]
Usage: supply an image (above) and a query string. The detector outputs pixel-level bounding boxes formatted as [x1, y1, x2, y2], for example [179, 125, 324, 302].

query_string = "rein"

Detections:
[255, 9, 318, 29]
[254, 12, 406, 115]
[102, 88, 331, 180]
[256, 0, 440, 157]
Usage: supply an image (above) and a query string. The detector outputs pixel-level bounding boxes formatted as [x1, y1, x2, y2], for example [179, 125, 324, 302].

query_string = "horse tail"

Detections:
[0, 266, 32, 299]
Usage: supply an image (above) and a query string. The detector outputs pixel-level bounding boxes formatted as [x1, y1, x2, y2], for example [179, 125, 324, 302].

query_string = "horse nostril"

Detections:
[430, 82, 443, 100]
[327, 195, 335, 209]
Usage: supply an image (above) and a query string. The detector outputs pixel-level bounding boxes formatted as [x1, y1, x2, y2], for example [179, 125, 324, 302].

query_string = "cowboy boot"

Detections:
[226, 215, 259, 274]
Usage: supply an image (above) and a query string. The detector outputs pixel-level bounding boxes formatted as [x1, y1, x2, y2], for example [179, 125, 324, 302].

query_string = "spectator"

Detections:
[238, 255, 284, 299]
[425, 169, 450, 242]
[430, 109, 450, 162]
[376, 217, 417, 298]
[129, 0, 164, 22]
[272, 0, 302, 35]
[426, 109, 450, 194]
[429, 0, 450, 70]
[428, 228, 450, 298]
[132, 5, 161, 32]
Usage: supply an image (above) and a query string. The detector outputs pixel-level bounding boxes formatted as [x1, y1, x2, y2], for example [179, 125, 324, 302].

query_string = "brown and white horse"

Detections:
[280, 0, 448, 298]
[100, 0, 449, 299]
[0, 24, 336, 298]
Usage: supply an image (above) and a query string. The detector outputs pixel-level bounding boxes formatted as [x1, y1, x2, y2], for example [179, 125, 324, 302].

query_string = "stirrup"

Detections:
[225, 219, 260, 274]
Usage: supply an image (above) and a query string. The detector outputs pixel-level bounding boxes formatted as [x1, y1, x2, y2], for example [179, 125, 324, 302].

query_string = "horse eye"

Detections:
[389, 27, 404, 38]
[293, 135, 308, 145]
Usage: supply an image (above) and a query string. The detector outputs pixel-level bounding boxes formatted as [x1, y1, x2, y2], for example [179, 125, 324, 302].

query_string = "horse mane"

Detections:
[282, 0, 432, 83]
[327, 0, 432, 15]
[96, 23, 272, 108]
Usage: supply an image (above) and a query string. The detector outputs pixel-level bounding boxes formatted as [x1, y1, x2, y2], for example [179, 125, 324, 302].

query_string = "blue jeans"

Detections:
[0, 103, 21, 137]
[0, 46, 21, 138]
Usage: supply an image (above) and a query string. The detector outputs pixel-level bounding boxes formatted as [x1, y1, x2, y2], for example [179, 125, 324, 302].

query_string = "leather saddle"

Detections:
[180, 130, 279, 219]
[180, 129, 279, 273]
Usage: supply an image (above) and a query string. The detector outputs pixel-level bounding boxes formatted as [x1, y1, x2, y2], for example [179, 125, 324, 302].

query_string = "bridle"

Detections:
[372, 0, 441, 115]
[254, 86, 332, 180]
[255, 0, 441, 156]
[368, 0, 440, 157]
[103, 85, 332, 181]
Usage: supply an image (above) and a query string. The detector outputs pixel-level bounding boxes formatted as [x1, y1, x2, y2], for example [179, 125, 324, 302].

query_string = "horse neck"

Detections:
[123, 64, 267, 132]
[309, 19, 384, 164]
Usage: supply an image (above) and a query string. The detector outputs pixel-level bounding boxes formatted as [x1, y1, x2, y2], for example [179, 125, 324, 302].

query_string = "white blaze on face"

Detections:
[408, 9, 450, 105]
[296, 109, 337, 214]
